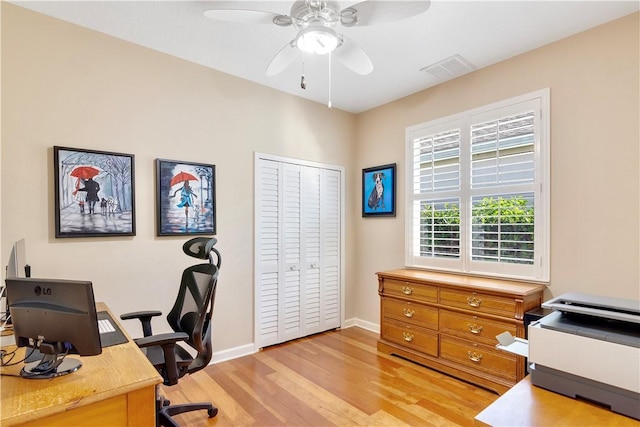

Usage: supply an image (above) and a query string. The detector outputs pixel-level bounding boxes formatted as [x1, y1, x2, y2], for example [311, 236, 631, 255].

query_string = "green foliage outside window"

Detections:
[420, 201, 460, 257]
[421, 196, 534, 263]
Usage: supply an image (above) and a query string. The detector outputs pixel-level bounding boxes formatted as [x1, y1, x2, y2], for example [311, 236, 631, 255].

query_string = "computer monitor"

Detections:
[3, 239, 28, 326]
[5, 277, 102, 379]
[5, 238, 27, 279]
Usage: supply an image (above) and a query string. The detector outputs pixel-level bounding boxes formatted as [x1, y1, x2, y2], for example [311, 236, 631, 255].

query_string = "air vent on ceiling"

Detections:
[420, 54, 475, 82]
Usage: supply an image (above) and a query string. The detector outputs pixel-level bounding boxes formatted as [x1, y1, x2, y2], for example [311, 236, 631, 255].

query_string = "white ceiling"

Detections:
[11, 1, 639, 113]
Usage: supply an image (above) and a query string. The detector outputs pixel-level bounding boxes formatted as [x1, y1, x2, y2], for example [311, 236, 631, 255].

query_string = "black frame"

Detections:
[362, 163, 396, 217]
[54, 146, 136, 238]
[156, 159, 216, 236]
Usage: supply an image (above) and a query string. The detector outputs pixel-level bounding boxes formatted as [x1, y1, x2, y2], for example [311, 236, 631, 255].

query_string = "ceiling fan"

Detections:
[203, 0, 431, 77]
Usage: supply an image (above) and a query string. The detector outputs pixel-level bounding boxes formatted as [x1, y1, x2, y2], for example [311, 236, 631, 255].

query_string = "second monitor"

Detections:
[5, 277, 102, 379]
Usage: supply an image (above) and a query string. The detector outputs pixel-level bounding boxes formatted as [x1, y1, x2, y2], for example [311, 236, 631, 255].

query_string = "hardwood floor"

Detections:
[161, 327, 498, 426]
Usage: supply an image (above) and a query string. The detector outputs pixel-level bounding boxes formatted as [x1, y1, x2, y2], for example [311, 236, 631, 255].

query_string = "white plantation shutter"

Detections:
[256, 155, 343, 348]
[415, 198, 460, 259]
[469, 109, 536, 266]
[413, 129, 461, 193]
[406, 89, 549, 281]
[409, 119, 463, 272]
[413, 126, 461, 262]
[470, 112, 535, 189]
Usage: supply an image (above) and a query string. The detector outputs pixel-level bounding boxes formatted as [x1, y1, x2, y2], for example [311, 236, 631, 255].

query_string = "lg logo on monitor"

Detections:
[34, 286, 52, 296]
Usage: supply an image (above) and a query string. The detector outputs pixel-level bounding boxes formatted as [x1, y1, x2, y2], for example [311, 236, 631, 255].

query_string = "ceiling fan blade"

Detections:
[333, 36, 373, 75]
[203, 9, 291, 25]
[266, 41, 299, 76]
[341, 0, 431, 26]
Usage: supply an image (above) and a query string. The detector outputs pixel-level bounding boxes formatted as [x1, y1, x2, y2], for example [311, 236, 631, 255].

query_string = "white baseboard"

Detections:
[207, 318, 380, 366]
[210, 343, 255, 364]
[343, 317, 380, 334]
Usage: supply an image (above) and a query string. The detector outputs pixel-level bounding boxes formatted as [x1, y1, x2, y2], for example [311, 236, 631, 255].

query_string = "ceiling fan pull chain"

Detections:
[328, 52, 332, 109]
[301, 52, 306, 90]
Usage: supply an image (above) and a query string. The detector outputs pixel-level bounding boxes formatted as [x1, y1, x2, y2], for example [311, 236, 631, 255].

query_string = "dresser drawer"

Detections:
[382, 279, 438, 304]
[439, 309, 517, 345]
[440, 288, 516, 317]
[439, 335, 517, 381]
[382, 298, 438, 330]
[381, 319, 438, 357]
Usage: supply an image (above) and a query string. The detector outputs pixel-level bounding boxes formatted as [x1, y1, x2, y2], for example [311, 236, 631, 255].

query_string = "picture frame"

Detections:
[362, 163, 396, 217]
[156, 159, 216, 236]
[54, 146, 136, 238]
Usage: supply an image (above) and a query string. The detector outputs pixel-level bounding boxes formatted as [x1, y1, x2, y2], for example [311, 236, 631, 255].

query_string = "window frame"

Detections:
[405, 88, 550, 282]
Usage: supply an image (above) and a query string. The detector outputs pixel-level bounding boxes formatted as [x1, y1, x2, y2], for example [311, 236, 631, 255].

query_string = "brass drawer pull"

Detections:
[403, 308, 415, 318]
[468, 324, 483, 334]
[467, 296, 482, 307]
[402, 286, 413, 295]
[402, 332, 414, 342]
[467, 351, 483, 362]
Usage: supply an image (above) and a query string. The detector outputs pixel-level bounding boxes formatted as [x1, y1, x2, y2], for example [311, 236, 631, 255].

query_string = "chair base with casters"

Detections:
[156, 391, 217, 427]
[128, 328, 219, 426]
[121, 237, 221, 427]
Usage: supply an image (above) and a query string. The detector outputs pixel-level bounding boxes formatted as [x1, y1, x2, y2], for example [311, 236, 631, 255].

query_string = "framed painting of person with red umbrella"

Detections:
[54, 146, 136, 238]
[156, 159, 216, 236]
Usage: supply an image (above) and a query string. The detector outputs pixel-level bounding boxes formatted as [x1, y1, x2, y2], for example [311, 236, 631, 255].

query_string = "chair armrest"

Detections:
[120, 310, 162, 337]
[134, 332, 189, 349]
[120, 310, 162, 320]
[134, 332, 189, 386]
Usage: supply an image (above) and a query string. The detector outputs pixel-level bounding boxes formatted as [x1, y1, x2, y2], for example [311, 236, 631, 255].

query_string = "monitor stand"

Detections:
[21, 353, 82, 379]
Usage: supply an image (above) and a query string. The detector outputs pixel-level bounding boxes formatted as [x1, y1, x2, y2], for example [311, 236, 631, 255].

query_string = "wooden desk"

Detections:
[1, 303, 162, 427]
[475, 376, 639, 426]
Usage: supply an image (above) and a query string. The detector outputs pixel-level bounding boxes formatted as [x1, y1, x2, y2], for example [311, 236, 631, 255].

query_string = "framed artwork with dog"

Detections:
[54, 146, 136, 238]
[362, 163, 396, 217]
[156, 159, 216, 236]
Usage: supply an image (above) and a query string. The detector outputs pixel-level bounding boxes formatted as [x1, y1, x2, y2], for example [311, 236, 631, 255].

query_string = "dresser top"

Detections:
[377, 268, 547, 296]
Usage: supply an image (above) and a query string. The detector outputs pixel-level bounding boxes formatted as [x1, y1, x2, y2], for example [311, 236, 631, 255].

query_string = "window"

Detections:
[406, 89, 549, 281]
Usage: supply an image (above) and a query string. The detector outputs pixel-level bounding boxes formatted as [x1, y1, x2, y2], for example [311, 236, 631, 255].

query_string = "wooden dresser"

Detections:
[377, 269, 546, 394]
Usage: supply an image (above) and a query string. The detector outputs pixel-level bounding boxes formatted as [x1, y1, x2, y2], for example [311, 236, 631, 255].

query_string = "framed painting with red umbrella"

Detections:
[54, 146, 136, 237]
[156, 159, 216, 236]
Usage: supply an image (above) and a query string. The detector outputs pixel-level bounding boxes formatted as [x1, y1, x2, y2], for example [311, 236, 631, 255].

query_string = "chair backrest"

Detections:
[166, 237, 221, 374]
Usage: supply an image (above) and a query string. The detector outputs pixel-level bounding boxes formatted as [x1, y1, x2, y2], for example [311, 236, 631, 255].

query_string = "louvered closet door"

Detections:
[301, 167, 341, 336]
[255, 157, 342, 348]
[281, 162, 302, 343]
[255, 159, 280, 346]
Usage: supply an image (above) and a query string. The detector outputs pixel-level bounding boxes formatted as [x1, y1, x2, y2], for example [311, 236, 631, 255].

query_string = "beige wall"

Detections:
[2, 3, 639, 354]
[1, 3, 357, 353]
[354, 12, 640, 324]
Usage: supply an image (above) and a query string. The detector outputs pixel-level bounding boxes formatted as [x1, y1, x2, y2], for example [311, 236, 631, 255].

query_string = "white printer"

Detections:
[527, 292, 640, 420]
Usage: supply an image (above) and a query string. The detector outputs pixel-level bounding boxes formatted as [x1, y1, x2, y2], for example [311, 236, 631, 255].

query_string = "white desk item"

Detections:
[528, 292, 640, 420]
[495, 331, 529, 357]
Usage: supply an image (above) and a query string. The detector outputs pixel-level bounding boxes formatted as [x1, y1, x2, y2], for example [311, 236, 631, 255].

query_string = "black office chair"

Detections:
[121, 237, 221, 427]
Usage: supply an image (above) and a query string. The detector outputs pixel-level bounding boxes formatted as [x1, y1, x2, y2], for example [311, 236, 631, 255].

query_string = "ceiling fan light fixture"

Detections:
[295, 25, 340, 55]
